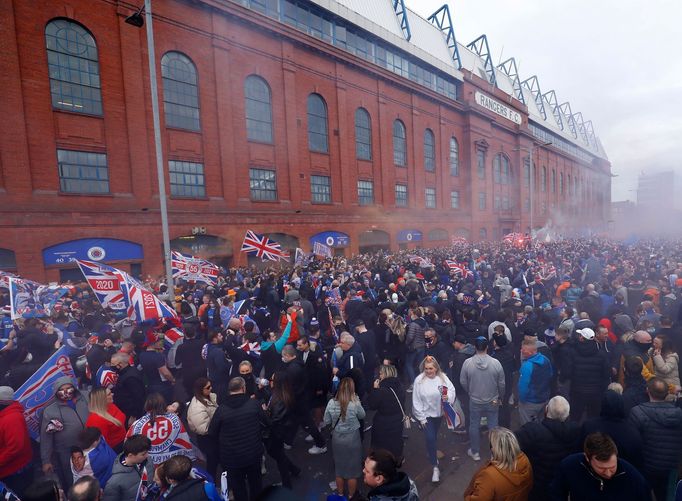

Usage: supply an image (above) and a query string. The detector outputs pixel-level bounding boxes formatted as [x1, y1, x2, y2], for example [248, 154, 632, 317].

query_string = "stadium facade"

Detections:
[0, 0, 611, 281]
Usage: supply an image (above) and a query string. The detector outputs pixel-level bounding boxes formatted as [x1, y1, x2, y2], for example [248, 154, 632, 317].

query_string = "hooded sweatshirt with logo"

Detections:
[460, 353, 505, 404]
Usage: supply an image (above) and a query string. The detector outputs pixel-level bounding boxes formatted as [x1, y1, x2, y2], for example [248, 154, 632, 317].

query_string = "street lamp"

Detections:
[125, 1, 174, 292]
[513, 141, 552, 236]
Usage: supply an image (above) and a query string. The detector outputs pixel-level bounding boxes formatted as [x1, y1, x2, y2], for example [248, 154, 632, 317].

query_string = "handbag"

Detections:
[388, 387, 411, 430]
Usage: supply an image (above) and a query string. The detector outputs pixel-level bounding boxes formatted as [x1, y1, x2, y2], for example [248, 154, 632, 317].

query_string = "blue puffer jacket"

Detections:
[518, 353, 553, 404]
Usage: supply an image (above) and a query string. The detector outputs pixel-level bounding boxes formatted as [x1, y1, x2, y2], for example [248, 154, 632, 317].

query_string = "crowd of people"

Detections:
[1, 236, 682, 500]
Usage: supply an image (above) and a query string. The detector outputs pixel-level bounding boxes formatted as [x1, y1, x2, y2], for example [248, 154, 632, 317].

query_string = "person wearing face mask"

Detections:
[40, 376, 90, 491]
[617, 330, 680, 395]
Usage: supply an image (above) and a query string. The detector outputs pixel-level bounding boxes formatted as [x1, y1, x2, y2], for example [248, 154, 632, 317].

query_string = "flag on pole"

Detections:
[294, 248, 310, 267]
[442, 399, 462, 430]
[313, 241, 332, 259]
[123, 274, 178, 322]
[0, 271, 18, 289]
[241, 230, 289, 262]
[76, 260, 128, 311]
[171, 251, 219, 285]
[408, 255, 432, 268]
[444, 260, 474, 279]
[8, 277, 69, 320]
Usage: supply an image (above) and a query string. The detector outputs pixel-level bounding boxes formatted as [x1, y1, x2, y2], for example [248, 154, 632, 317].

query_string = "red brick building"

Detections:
[0, 0, 611, 282]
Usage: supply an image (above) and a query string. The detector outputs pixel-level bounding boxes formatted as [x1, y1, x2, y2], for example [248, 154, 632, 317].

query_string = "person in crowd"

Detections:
[550, 326, 573, 398]
[186, 377, 219, 479]
[460, 336, 505, 462]
[209, 377, 268, 501]
[424, 327, 451, 373]
[85, 388, 126, 453]
[490, 330, 516, 428]
[296, 334, 330, 429]
[622, 356, 649, 415]
[261, 312, 295, 379]
[448, 334, 475, 428]
[618, 330, 655, 384]
[629, 377, 682, 501]
[334, 332, 365, 380]
[264, 371, 300, 490]
[595, 323, 618, 377]
[138, 334, 176, 404]
[351, 318, 378, 391]
[570, 328, 611, 421]
[86, 335, 116, 382]
[68, 476, 101, 501]
[0, 386, 33, 497]
[70, 427, 116, 488]
[40, 377, 90, 491]
[110, 352, 146, 426]
[404, 308, 427, 391]
[581, 389, 643, 470]
[205, 330, 230, 401]
[516, 396, 581, 501]
[651, 334, 680, 390]
[412, 356, 456, 483]
[463, 427, 532, 500]
[366, 364, 406, 461]
[102, 434, 154, 501]
[162, 455, 222, 501]
[550, 432, 651, 500]
[324, 376, 366, 499]
[174, 323, 207, 399]
[518, 339, 553, 425]
[361, 449, 419, 501]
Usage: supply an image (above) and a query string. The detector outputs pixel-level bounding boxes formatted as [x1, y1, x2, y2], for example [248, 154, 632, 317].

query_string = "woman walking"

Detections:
[85, 387, 126, 452]
[366, 364, 405, 461]
[412, 355, 456, 483]
[265, 371, 300, 489]
[187, 377, 219, 478]
[324, 377, 366, 499]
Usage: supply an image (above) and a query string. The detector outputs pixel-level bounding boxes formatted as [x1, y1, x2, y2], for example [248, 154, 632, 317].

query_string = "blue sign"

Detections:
[397, 229, 423, 243]
[310, 231, 350, 249]
[43, 238, 143, 266]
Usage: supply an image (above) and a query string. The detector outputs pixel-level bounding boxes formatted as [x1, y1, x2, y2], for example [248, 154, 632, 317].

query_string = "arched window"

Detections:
[307, 93, 328, 153]
[423, 129, 435, 171]
[244, 75, 273, 143]
[45, 19, 102, 115]
[502, 156, 510, 184]
[494, 154, 510, 184]
[393, 120, 407, 166]
[161, 52, 200, 130]
[355, 108, 372, 160]
[493, 155, 501, 183]
[449, 137, 459, 176]
[541, 166, 547, 192]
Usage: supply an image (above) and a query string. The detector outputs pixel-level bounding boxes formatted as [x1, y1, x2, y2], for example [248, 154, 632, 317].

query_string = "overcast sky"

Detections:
[407, 0, 682, 203]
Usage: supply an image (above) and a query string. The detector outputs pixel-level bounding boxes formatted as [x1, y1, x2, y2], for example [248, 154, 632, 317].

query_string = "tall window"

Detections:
[354, 108, 372, 160]
[477, 150, 486, 179]
[57, 149, 108, 194]
[523, 158, 531, 187]
[449, 137, 459, 176]
[568, 174, 572, 195]
[560, 172, 564, 194]
[249, 168, 277, 201]
[423, 129, 435, 172]
[169, 160, 205, 198]
[161, 52, 200, 131]
[395, 184, 407, 207]
[479, 228, 487, 240]
[450, 190, 459, 209]
[45, 19, 102, 115]
[393, 120, 407, 166]
[244, 75, 273, 143]
[358, 180, 374, 205]
[307, 93, 328, 153]
[551, 169, 556, 193]
[541, 166, 547, 192]
[478, 192, 486, 210]
[310, 175, 331, 204]
[425, 187, 436, 208]
[493, 154, 510, 184]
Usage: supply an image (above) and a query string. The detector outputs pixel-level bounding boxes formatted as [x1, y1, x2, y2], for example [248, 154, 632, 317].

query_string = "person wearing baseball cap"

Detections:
[570, 327, 611, 422]
[0, 386, 33, 496]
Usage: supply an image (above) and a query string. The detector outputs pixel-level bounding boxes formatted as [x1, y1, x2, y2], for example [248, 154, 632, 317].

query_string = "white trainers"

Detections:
[432, 466, 440, 483]
[304, 434, 314, 442]
[283, 443, 292, 450]
[467, 448, 481, 461]
[308, 445, 327, 455]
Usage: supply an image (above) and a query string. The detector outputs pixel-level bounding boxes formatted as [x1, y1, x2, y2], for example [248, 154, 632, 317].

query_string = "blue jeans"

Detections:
[406, 349, 424, 384]
[469, 400, 499, 455]
[423, 417, 442, 466]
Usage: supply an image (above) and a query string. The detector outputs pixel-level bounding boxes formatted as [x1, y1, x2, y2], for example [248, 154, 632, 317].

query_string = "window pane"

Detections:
[57, 149, 109, 193]
[450, 190, 459, 209]
[249, 168, 277, 201]
[478, 192, 486, 210]
[307, 94, 328, 153]
[161, 52, 201, 131]
[169, 160, 206, 198]
[355, 108, 372, 160]
[393, 120, 406, 166]
[395, 184, 407, 207]
[477, 150, 486, 179]
[449, 137, 459, 176]
[424, 129, 435, 172]
[425, 187, 436, 208]
[310, 175, 331, 204]
[358, 180, 374, 205]
[245, 75, 273, 143]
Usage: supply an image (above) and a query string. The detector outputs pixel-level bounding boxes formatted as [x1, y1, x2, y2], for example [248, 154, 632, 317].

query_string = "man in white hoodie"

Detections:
[460, 336, 505, 461]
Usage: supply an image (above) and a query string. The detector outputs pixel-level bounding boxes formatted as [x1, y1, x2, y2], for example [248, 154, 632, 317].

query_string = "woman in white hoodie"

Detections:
[187, 377, 219, 478]
[412, 355, 456, 483]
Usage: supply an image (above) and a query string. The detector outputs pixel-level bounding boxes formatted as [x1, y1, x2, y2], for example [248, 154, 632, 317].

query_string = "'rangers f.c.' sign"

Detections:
[474, 91, 522, 125]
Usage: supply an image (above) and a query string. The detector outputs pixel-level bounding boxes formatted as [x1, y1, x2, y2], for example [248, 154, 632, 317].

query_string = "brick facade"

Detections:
[0, 0, 611, 282]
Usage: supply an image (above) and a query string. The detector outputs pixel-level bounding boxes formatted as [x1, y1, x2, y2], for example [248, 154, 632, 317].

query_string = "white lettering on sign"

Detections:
[474, 91, 522, 125]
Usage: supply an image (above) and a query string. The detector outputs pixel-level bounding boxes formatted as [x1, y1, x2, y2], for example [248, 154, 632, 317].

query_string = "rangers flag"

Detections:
[124, 274, 178, 323]
[127, 412, 196, 465]
[241, 230, 289, 262]
[8, 277, 69, 320]
[294, 248, 311, 267]
[171, 251, 219, 286]
[76, 260, 127, 311]
[313, 241, 332, 259]
[445, 260, 473, 279]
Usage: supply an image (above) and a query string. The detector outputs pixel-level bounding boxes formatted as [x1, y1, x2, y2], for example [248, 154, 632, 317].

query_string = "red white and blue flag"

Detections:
[124, 274, 178, 323]
[313, 241, 332, 259]
[135, 467, 149, 501]
[127, 412, 196, 465]
[76, 260, 127, 311]
[408, 255, 432, 268]
[503, 232, 530, 245]
[445, 260, 473, 279]
[0, 270, 18, 289]
[171, 251, 219, 286]
[8, 277, 69, 320]
[241, 230, 289, 262]
[326, 287, 342, 307]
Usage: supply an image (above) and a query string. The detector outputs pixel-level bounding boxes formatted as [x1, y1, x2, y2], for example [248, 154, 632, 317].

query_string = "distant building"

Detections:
[637, 171, 675, 211]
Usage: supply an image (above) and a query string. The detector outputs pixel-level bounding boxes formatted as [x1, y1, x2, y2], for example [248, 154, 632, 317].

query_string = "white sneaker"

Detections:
[432, 466, 440, 483]
[283, 443, 292, 450]
[467, 448, 481, 461]
[304, 434, 314, 442]
[308, 445, 327, 455]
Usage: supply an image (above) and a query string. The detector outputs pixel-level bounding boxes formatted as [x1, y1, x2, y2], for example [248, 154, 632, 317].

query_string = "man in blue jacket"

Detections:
[518, 338, 553, 425]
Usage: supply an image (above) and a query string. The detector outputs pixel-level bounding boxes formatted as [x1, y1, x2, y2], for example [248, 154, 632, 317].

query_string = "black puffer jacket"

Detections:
[516, 418, 581, 501]
[366, 376, 405, 458]
[449, 344, 475, 398]
[405, 318, 426, 352]
[629, 401, 682, 474]
[165, 478, 209, 501]
[208, 393, 269, 469]
[569, 340, 610, 396]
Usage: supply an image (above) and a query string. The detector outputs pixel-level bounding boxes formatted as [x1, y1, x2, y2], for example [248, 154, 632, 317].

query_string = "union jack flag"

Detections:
[241, 230, 289, 262]
[123, 274, 178, 323]
[76, 260, 127, 310]
[540, 263, 557, 281]
[326, 287, 342, 307]
[503, 232, 530, 245]
[408, 255, 432, 268]
[171, 251, 219, 286]
[445, 260, 473, 279]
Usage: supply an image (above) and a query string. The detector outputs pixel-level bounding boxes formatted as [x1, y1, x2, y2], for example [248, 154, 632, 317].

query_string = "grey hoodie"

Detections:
[460, 353, 505, 404]
[103, 454, 154, 501]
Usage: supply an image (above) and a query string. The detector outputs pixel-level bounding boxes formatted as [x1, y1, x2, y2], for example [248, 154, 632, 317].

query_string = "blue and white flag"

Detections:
[171, 251, 219, 286]
[313, 241, 332, 259]
[294, 248, 311, 267]
[13, 346, 76, 440]
[8, 277, 69, 320]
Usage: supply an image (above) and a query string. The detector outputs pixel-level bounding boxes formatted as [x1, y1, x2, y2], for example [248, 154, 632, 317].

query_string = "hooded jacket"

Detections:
[0, 401, 32, 478]
[102, 454, 154, 501]
[405, 317, 427, 352]
[569, 340, 610, 397]
[519, 353, 553, 404]
[460, 353, 505, 404]
[464, 452, 533, 501]
[629, 401, 682, 474]
[113, 364, 146, 422]
[368, 472, 419, 501]
[449, 343, 475, 397]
